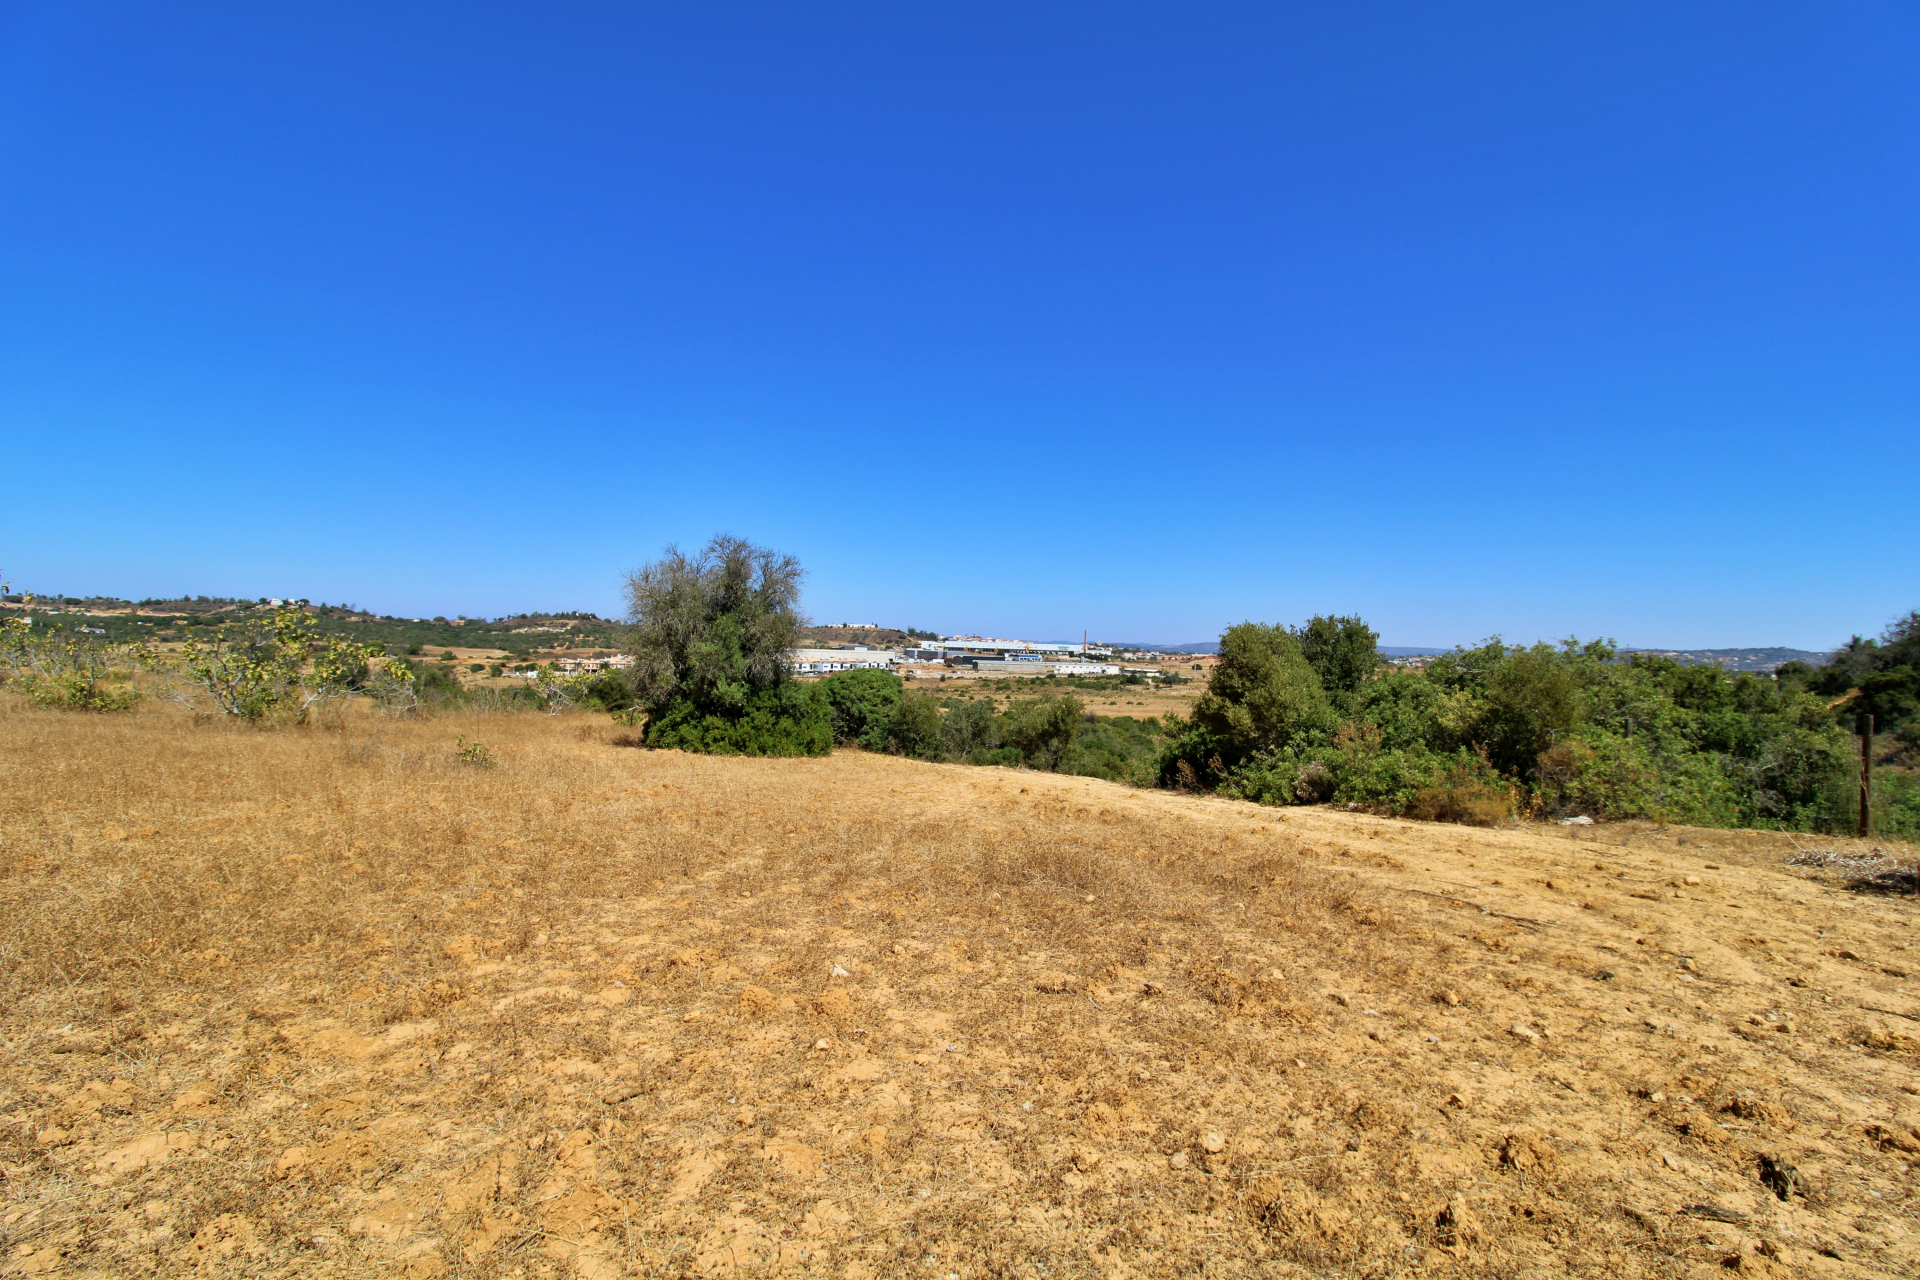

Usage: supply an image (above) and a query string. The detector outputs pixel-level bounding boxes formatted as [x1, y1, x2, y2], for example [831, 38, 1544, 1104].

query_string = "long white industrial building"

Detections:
[787, 647, 898, 674]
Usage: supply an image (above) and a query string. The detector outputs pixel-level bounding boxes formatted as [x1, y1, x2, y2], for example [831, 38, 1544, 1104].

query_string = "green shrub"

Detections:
[455, 735, 496, 767]
[1531, 735, 1742, 826]
[1872, 768, 1920, 839]
[644, 683, 831, 757]
[1065, 715, 1171, 785]
[24, 669, 141, 713]
[888, 690, 944, 759]
[413, 663, 466, 705]
[1001, 691, 1085, 771]
[574, 672, 636, 714]
[820, 668, 902, 750]
[940, 697, 999, 761]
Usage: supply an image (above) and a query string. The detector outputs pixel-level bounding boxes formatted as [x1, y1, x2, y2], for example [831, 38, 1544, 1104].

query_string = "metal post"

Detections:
[1858, 713, 1874, 839]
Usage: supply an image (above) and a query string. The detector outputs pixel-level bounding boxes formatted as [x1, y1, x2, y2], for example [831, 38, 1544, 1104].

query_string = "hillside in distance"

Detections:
[0, 594, 624, 659]
[794, 624, 939, 648]
[1624, 647, 1828, 672]
[0, 592, 1842, 674]
[1121, 642, 1831, 669]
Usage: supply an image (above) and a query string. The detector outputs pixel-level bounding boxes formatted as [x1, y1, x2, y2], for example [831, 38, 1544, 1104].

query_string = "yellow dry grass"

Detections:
[2, 703, 1917, 1279]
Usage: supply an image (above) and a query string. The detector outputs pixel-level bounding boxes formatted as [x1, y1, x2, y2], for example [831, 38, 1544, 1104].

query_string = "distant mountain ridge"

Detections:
[1112, 642, 1828, 671]
[1113, 642, 1448, 657]
[1622, 647, 1827, 672]
[1110, 641, 1220, 654]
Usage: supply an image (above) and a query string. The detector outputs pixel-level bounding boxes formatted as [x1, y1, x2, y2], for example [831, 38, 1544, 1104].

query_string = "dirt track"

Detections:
[2, 708, 1916, 1278]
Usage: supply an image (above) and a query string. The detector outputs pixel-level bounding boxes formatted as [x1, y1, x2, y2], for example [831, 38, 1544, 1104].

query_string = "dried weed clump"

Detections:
[4, 702, 1915, 1277]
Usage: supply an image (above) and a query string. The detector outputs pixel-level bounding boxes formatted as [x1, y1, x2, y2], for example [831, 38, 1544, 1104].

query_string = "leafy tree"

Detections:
[623, 535, 827, 756]
[940, 697, 999, 761]
[1811, 610, 1920, 745]
[1291, 614, 1380, 703]
[820, 668, 903, 750]
[1002, 691, 1085, 771]
[888, 690, 945, 759]
[1856, 668, 1920, 741]
[1189, 623, 1333, 767]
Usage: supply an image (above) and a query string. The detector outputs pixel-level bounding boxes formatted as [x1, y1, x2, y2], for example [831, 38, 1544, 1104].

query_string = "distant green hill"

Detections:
[0, 595, 622, 659]
[1623, 647, 1827, 672]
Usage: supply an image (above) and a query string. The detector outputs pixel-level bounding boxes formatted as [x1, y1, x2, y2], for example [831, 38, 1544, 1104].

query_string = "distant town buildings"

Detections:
[936, 637, 1116, 660]
[788, 647, 898, 675]
[783, 636, 1127, 678]
[553, 654, 633, 675]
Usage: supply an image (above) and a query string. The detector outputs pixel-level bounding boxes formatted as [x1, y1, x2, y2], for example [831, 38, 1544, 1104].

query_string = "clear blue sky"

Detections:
[3, 3, 1915, 649]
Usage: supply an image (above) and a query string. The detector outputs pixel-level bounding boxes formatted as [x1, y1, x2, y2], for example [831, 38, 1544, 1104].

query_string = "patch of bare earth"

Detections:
[1, 705, 1916, 1278]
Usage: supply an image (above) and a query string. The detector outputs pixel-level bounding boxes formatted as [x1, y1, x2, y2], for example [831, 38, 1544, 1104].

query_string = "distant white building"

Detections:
[787, 647, 900, 675]
[556, 654, 634, 675]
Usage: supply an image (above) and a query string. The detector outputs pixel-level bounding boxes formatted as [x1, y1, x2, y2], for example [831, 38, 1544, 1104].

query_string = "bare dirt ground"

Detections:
[2, 706, 1917, 1279]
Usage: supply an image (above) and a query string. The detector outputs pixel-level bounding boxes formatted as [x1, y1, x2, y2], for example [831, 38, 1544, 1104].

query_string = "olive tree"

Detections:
[623, 535, 830, 755]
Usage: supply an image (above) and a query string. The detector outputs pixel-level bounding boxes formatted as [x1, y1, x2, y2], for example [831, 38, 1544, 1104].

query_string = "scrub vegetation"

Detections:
[1163, 614, 1920, 837]
[5, 541, 1914, 836]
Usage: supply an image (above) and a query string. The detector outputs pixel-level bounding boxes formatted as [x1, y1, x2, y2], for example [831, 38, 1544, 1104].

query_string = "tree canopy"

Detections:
[1160, 611, 1919, 836]
[622, 535, 829, 756]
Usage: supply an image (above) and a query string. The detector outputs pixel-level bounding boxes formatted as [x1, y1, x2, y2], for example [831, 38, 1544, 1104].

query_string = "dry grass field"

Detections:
[2, 704, 1917, 1279]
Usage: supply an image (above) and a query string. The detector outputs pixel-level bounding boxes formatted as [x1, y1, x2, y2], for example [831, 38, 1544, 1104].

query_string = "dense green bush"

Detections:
[1163, 611, 1913, 832]
[888, 690, 944, 759]
[939, 697, 999, 761]
[1064, 715, 1171, 785]
[1292, 614, 1380, 708]
[1001, 691, 1085, 771]
[644, 683, 832, 757]
[820, 668, 903, 750]
[412, 662, 467, 705]
[572, 672, 636, 714]
[1804, 610, 1920, 743]
[1874, 770, 1920, 839]
[1187, 623, 1333, 771]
